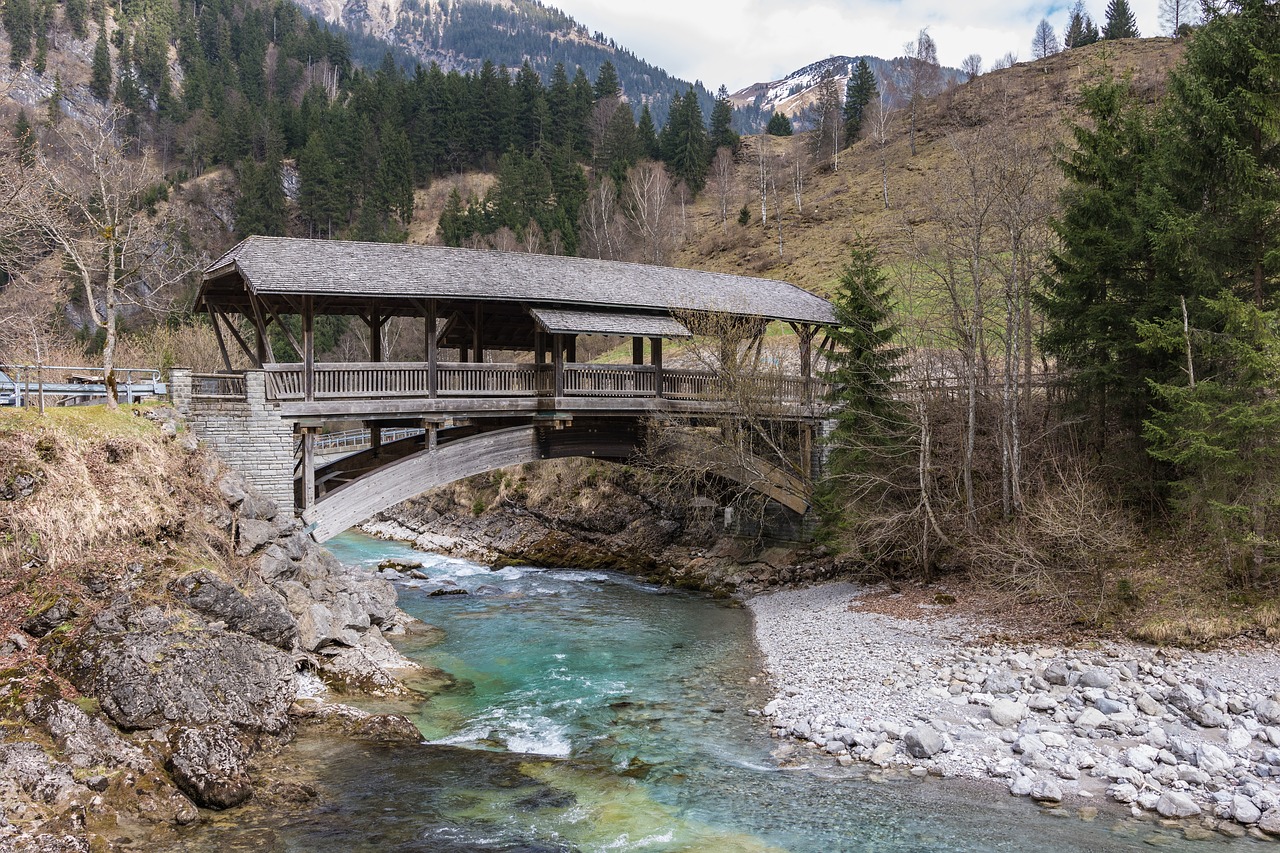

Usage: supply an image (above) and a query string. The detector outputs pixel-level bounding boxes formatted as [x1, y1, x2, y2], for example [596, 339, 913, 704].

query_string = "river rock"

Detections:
[1234, 794, 1263, 824]
[869, 742, 896, 766]
[1095, 697, 1126, 715]
[1228, 727, 1254, 751]
[1196, 743, 1233, 777]
[1028, 694, 1057, 711]
[1253, 700, 1280, 726]
[1156, 791, 1201, 818]
[1189, 703, 1230, 728]
[167, 724, 253, 809]
[1261, 808, 1280, 835]
[1136, 692, 1164, 717]
[1109, 782, 1139, 804]
[1079, 669, 1112, 689]
[1075, 707, 1108, 729]
[1030, 779, 1063, 803]
[235, 518, 278, 556]
[1043, 660, 1071, 686]
[1168, 683, 1206, 714]
[1126, 745, 1159, 773]
[51, 614, 295, 733]
[984, 671, 1021, 695]
[904, 725, 945, 759]
[990, 699, 1026, 727]
[170, 569, 298, 650]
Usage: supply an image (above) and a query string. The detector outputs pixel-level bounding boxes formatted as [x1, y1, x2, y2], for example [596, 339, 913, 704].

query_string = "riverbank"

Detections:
[749, 581, 1280, 842]
[0, 407, 428, 851]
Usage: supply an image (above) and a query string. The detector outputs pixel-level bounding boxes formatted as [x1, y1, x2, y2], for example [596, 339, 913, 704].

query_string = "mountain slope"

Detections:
[288, 0, 717, 125]
[731, 54, 964, 130]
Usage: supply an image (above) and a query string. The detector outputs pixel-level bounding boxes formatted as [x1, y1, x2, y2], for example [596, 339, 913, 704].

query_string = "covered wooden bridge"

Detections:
[176, 237, 839, 542]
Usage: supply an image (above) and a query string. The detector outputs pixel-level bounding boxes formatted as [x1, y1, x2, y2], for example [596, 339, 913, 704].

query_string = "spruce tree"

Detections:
[636, 103, 660, 160]
[298, 132, 341, 238]
[660, 88, 710, 194]
[765, 111, 792, 136]
[4, 0, 34, 69]
[46, 72, 62, 125]
[1103, 0, 1140, 39]
[546, 61, 571, 147]
[819, 239, 909, 532]
[90, 28, 112, 102]
[438, 187, 469, 247]
[843, 59, 877, 144]
[593, 60, 620, 100]
[709, 84, 738, 153]
[65, 0, 87, 38]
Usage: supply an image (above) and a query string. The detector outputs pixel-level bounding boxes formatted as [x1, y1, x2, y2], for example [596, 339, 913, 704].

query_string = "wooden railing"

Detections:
[260, 362, 826, 407]
[563, 364, 656, 396]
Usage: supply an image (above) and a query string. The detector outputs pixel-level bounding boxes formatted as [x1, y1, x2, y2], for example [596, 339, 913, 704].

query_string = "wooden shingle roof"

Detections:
[200, 237, 836, 326]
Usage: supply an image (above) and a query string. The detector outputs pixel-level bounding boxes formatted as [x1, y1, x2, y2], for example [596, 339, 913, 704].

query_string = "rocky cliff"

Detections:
[0, 408, 426, 850]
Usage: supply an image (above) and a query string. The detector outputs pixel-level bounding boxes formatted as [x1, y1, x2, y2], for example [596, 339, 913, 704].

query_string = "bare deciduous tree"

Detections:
[623, 160, 679, 265]
[865, 93, 896, 209]
[708, 146, 738, 233]
[1160, 0, 1201, 34]
[896, 29, 942, 156]
[1032, 19, 1062, 59]
[580, 176, 627, 260]
[961, 54, 983, 81]
[3, 111, 199, 406]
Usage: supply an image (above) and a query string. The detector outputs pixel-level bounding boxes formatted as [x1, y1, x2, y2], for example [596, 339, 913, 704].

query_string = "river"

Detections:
[182, 532, 1254, 851]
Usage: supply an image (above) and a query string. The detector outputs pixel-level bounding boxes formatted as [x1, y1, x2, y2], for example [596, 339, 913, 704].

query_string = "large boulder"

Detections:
[50, 609, 295, 734]
[167, 724, 253, 810]
[903, 725, 945, 759]
[169, 569, 298, 651]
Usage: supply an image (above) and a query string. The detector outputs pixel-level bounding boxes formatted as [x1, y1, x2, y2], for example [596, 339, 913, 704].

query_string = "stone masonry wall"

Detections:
[170, 369, 296, 513]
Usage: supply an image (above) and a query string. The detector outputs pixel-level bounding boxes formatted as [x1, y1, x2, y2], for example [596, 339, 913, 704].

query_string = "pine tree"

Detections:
[1041, 78, 1162, 439]
[819, 238, 909, 531]
[1103, 0, 1140, 39]
[438, 187, 469, 247]
[4, 0, 34, 69]
[546, 61, 571, 147]
[593, 60, 620, 101]
[765, 111, 792, 136]
[659, 88, 709, 194]
[1065, 1, 1101, 47]
[376, 123, 415, 227]
[65, 0, 88, 38]
[298, 132, 341, 238]
[235, 155, 286, 238]
[843, 59, 876, 145]
[93, 35, 120, 106]
[636, 103, 660, 160]
[709, 84, 738, 153]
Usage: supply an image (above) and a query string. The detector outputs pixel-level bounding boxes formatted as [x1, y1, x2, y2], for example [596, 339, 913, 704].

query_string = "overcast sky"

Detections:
[548, 0, 1165, 92]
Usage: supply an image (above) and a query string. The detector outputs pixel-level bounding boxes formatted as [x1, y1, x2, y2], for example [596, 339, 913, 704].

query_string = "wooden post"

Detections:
[534, 327, 545, 364]
[207, 305, 234, 372]
[632, 337, 644, 365]
[799, 324, 815, 404]
[552, 333, 564, 398]
[303, 296, 315, 402]
[473, 303, 483, 364]
[426, 299, 438, 398]
[566, 335, 576, 364]
[427, 421, 438, 452]
[652, 337, 663, 398]
[369, 307, 383, 363]
[301, 428, 316, 511]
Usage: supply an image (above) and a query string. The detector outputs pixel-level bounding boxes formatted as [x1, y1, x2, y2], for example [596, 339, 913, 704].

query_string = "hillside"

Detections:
[675, 38, 1185, 298]
[730, 54, 963, 130]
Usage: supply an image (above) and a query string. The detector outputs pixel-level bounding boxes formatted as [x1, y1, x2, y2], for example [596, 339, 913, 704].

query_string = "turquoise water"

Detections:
[186, 533, 1258, 851]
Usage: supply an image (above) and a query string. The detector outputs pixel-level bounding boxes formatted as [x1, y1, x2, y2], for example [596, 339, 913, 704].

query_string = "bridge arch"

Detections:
[301, 421, 810, 543]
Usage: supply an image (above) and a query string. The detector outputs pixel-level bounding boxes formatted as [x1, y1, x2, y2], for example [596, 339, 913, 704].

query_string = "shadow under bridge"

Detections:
[300, 419, 810, 543]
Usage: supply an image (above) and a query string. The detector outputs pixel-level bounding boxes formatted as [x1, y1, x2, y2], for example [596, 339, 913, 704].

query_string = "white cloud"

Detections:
[548, 0, 1166, 90]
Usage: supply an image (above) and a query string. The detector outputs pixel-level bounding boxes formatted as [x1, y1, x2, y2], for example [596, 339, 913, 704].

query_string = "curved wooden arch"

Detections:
[301, 423, 809, 543]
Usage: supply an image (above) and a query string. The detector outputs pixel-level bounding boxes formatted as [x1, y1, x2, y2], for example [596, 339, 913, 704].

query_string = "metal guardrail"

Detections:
[314, 426, 426, 452]
[1, 365, 167, 407]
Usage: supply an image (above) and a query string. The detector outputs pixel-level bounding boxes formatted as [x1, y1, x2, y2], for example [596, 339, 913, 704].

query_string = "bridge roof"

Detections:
[200, 237, 836, 326]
